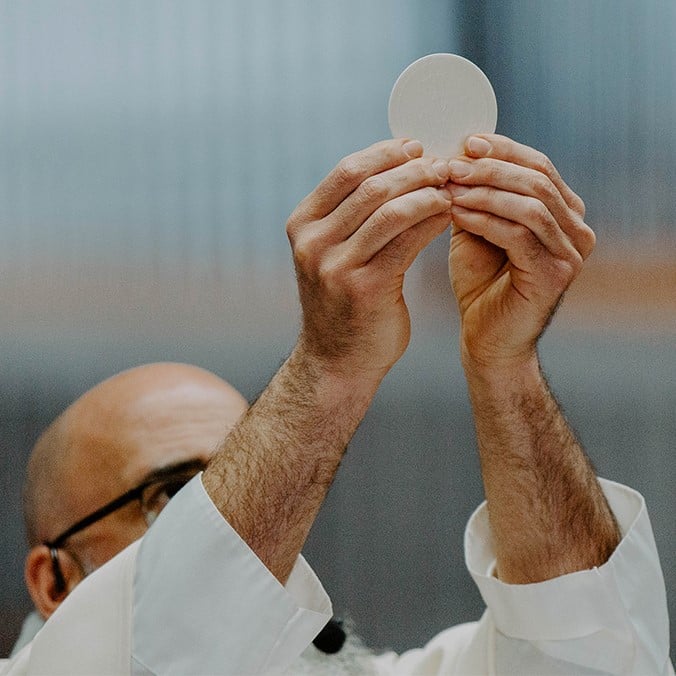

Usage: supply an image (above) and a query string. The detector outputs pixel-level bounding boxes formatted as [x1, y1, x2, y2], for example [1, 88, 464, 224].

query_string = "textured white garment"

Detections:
[372, 479, 674, 675]
[1, 475, 332, 676]
[2, 478, 672, 675]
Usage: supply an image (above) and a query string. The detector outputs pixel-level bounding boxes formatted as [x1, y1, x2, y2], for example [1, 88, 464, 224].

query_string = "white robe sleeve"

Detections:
[131, 474, 332, 675]
[3, 540, 139, 676]
[1, 474, 332, 676]
[372, 479, 673, 675]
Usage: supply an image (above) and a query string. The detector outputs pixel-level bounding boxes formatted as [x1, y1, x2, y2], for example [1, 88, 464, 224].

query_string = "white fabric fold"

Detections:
[2, 477, 672, 676]
[132, 474, 332, 675]
[465, 478, 672, 674]
[24, 539, 138, 675]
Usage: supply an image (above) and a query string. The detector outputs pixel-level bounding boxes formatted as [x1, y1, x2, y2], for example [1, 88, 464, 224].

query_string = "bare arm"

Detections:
[448, 134, 620, 584]
[204, 139, 453, 582]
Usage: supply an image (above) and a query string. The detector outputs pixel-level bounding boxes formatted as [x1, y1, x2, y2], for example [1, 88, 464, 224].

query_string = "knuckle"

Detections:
[529, 173, 556, 202]
[552, 255, 581, 283]
[579, 222, 596, 258]
[370, 138, 401, 158]
[534, 152, 556, 177]
[483, 185, 501, 204]
[575, 195, 587, 218]
[417, 185, 445, 207]
[433, 189, 453, 211]
[374, 201, 402, 227]
[584, 223, 596, 248]
[316, 258, 340, 287]
[526, 199, 551, 226]
[570, 250, 584, 271]
[359, 175, 389, 202]
[334, 155, 364, 186]
[292, 233, 319, 269]
[285, 212, 303, 241]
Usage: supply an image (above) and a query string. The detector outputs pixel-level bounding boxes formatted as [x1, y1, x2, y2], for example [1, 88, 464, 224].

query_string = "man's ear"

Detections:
[24, 546, 82, 619]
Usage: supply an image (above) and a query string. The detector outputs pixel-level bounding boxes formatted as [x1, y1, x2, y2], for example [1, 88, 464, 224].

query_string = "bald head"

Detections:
[23, 363, 248, 550]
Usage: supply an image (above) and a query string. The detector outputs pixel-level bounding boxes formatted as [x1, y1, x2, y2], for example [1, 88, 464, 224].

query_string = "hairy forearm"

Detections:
[202, 347, 381, 584]
[199, 140, 452, 584]
[465, 353, 621, 584]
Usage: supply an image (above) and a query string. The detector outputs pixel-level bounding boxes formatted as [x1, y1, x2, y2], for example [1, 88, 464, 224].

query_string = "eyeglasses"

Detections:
[44, 459, 206, 593]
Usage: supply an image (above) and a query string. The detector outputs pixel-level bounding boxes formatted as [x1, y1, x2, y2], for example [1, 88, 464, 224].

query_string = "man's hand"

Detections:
[445, 135, 619, 584]
[205, 139, 453, 583]
[287, 138, 453, 384]
[448, 134, 594, 370]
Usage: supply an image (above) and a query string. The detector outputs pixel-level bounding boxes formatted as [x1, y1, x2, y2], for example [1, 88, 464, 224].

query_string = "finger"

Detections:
[448, 184, 580, 261]
[344, 185, 452, 265]
[451, 205, 583, 278]
[326, 157, 451, 242]
[368, 211, 453, 275]
[447, 157, 595, 259]
[292, 138, 424, 223]
[463, 134, 586, 218]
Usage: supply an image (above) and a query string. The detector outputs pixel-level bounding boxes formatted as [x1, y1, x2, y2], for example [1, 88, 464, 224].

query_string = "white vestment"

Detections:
[1, 476, 672, 675]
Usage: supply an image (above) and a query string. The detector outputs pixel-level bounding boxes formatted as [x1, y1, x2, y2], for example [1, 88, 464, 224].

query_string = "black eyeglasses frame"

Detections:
[43, 459, 206, 594]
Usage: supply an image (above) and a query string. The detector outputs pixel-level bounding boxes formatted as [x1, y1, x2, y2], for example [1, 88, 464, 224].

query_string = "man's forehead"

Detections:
[98, 399, 237, 488]
[65, 366, 246, 490]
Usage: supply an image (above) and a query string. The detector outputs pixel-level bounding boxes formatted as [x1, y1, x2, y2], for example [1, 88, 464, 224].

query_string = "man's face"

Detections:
[49, 365, 249, 574]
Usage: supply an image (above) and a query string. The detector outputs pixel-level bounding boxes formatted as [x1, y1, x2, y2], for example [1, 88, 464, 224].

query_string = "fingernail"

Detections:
[432, 160, 450, 180]
[448, 160, 471, 179]
[467, 136, 491, 157]
[402, 140, 423, 158]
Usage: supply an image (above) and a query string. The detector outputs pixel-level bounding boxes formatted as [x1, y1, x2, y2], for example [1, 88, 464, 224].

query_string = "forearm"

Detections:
[201, 138, 449, 585]
[202, 347, 382, 584]
[464, 352, 620, 584]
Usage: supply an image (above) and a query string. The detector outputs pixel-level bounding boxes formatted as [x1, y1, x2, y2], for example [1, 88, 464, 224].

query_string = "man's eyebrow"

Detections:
[139, 458, 208, 485]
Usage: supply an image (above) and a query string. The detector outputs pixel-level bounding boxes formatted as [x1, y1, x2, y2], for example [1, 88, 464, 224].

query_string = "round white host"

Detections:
[388, 53, 498, 157]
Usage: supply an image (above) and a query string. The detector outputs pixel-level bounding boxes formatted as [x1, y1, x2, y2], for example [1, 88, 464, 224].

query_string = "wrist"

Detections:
[287, 341, 385, 413]
[292, 332, 389, 392]
[461, 344, 542, 393]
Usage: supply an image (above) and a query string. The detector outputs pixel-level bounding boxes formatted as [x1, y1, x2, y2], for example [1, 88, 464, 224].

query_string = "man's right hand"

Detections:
[205, 139, 452, 583]
[286, 138, 453, 385]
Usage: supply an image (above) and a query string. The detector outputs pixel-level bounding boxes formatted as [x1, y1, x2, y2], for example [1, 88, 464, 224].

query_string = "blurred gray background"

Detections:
[1, 0, 674, 660]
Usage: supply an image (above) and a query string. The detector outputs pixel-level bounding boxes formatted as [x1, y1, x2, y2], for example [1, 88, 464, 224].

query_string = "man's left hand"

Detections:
[447, 134, 595, 370]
